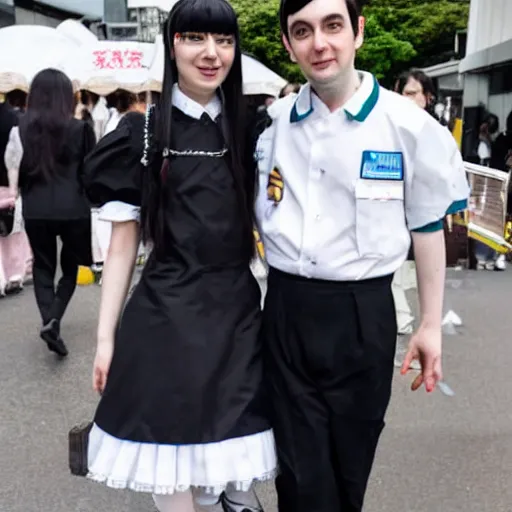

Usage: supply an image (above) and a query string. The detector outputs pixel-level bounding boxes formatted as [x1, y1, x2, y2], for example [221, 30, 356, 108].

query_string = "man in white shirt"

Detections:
[255, 0, 470, 510]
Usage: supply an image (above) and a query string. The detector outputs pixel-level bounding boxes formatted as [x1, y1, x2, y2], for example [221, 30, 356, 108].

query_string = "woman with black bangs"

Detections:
[82, 0, 276, 510]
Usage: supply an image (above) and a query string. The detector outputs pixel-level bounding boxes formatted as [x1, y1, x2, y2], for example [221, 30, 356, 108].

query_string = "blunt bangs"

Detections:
[171, 0, 238, 37]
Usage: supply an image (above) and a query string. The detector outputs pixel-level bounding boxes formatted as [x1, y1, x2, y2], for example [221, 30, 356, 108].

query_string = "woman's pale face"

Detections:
[402, 77, 428, 109]
[173, 32, 236, 104]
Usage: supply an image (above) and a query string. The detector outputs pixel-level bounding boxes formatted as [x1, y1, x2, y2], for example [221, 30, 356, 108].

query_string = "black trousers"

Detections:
[24, 218, 92, 328]
[262, 268, 397, 512]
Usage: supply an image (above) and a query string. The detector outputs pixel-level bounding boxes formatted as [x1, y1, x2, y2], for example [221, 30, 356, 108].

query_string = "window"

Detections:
[489, 64, 512, 95]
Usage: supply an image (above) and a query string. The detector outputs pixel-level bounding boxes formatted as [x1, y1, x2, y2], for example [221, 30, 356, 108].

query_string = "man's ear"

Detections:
[355, 16, 365, 50]
[282, 33, 297, 63]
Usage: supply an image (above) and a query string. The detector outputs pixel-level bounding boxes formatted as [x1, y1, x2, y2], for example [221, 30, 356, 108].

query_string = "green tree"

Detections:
[230, 0, 470, 85]
[356, 13, 416, 82]
[365, 0, 470, 68]
[231, 0, 304, 83]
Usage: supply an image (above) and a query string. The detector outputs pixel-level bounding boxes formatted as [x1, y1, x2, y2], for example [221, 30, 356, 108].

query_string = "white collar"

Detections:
[291, 71, 379, 123]
[172, 83, 222, 121]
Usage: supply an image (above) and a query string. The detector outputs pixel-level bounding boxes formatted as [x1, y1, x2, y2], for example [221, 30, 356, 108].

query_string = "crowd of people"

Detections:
[0, 0, 505, 511]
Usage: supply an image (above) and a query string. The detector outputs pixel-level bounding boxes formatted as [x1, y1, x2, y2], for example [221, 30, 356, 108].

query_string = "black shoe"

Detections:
[40, 319, 68, 357]
[221, 493, 263, 512]
[5, 280, 23, 295]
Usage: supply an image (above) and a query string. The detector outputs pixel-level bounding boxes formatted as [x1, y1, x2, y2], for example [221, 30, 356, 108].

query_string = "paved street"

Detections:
[1, 267, 512, 512]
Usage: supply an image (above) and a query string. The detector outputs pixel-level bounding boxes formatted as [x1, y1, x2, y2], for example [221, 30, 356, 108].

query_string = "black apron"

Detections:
[94, 108, 270, 444]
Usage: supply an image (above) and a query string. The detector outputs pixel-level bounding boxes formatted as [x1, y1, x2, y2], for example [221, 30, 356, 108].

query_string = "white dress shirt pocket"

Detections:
[355, 179, 405, 257]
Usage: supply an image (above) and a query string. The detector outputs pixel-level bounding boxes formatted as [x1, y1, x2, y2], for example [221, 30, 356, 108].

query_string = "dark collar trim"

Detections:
[345, 75, 380, 123]
[290, 101, 314, 124]
[289, 74, 380, 124]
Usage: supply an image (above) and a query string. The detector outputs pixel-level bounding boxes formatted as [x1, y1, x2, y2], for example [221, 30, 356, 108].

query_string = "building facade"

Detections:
[127, 0, 177, 42]
[460, 0, 512, 147]
[0, 1, 15, 27]
[0, 0, 103, 27]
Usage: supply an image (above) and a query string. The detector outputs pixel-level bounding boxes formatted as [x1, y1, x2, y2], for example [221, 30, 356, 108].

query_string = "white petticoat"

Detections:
[87, 423, 277, 495]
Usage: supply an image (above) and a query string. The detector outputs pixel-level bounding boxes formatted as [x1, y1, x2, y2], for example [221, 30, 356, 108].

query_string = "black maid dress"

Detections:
[82, 106, 276, 495]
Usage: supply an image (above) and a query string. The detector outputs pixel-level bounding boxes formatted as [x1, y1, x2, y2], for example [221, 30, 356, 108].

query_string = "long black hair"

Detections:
[141, 0, 254, 261]
[21, 68, 75, 182]
[5, 89, 27, 111]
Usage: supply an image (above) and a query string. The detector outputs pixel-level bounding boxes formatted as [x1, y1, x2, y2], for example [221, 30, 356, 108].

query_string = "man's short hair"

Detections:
[279, 0, 363, 39]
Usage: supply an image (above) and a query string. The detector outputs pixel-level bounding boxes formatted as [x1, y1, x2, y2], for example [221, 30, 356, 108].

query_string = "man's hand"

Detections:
[401, 324, 442, 393]
[407, 229, 446, 394]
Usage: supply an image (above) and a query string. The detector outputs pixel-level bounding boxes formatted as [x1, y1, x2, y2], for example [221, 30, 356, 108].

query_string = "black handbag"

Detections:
[68, 421, 93, 477]
[0, 207, 14, 237]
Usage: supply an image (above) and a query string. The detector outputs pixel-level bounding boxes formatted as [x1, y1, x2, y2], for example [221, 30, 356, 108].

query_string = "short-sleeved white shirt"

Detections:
[255, 71, 469, 281]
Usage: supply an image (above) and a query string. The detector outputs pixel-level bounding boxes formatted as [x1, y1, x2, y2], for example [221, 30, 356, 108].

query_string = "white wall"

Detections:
[488, 92, 512, 130]
[463, 74, 489, 107]
[466, 0, 512, 54]
[463, 74, 512, 130]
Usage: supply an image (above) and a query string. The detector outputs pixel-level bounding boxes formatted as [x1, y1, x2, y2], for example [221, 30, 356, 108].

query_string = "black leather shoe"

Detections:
[40, 319, 68, 357]
[221, 493, 263, 512]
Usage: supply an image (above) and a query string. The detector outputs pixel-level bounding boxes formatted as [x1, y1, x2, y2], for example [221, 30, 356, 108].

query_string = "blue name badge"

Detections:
[360, 151, 404, 181]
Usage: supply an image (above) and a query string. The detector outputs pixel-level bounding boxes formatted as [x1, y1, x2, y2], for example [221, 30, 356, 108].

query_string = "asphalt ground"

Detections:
[1, 267, 511, 512]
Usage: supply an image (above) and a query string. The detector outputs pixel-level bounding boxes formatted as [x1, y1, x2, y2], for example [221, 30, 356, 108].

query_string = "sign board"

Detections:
[464, 162, 511, 252]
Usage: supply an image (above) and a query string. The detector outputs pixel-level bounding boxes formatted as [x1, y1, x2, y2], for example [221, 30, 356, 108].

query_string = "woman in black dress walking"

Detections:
[82, 1, 276, 510]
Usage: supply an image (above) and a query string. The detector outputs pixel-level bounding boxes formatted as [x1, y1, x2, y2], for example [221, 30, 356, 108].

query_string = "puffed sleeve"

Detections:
[406, 116, 470, 232]
[83, 111, 146, 212]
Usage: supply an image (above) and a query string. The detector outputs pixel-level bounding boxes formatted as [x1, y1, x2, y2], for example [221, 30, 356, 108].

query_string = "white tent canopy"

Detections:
[60, 41, 157, 95]
[0, 23, 287, 97]
[241, 54, 287, 97]
[56, 19, 99, 47]
[0, 25, 80, 93]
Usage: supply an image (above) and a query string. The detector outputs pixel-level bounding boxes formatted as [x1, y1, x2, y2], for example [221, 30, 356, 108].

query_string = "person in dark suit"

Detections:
[4, 69, 96, 356]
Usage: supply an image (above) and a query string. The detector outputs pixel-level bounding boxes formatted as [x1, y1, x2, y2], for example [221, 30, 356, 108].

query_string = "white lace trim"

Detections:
[86, 470, 277, 495]
[141, 104, 154, 167]
[87, 423, 277, 495]
[162, 147, 228, 158]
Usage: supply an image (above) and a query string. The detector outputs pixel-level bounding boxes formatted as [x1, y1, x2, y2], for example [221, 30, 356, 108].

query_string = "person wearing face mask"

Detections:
[254, 1, 469, 510]
[81, 1, 276, 511]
